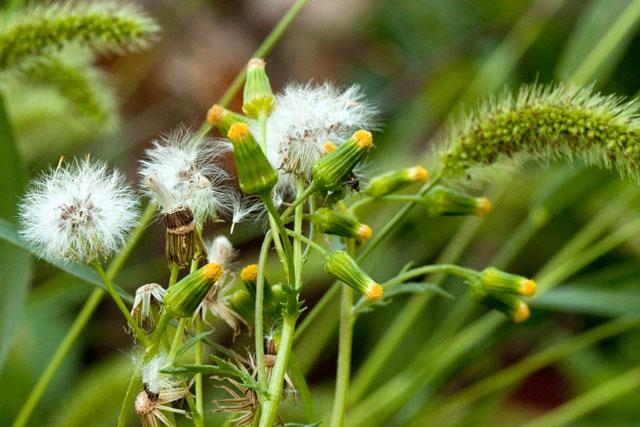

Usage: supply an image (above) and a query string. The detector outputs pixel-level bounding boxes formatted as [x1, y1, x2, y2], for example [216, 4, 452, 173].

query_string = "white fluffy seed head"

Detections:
[228, 192, 263, 233]
[255, 82, 378, 195]
[139, 127, 234, 223]
[19, 157, 139, 263]
[140, 354, 174, 394]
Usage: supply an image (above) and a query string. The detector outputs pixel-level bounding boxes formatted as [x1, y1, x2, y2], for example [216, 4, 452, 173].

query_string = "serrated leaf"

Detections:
[162, 356, 261, 392]
[175, 331, 212, 359]
[0, 92, 31, 373]
[0, 216, 133, 304]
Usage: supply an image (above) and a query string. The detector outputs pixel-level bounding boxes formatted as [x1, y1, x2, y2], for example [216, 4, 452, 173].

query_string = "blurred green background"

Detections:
[3, 0, 640, 425]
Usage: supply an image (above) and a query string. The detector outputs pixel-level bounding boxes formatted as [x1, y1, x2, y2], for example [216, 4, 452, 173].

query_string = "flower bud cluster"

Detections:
[469, 267, 537, 323]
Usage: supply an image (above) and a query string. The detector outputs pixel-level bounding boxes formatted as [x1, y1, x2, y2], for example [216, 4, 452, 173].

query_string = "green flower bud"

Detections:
[164, 263, 224, 318]
[229, 289, 255, 325]
[423, 185, 491, 217]
[479, 267, 537, 297]
[312, 130, 373, 191]
[242, 58, 276, 119]
[324, 250, 382, 302]
[470, 284, 530, 323]
[227, 122, 278, 195]
[310, 208, 372, 243]
[366, 166, 428, 197]
[240, 264, 282, 321]
[207, 104, 249, 136]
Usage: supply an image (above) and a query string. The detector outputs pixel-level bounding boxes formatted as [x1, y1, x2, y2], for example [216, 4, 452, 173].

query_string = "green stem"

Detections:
[261, 194, 295, 283]
[91, 261, 149, 346]
[11, 288, 104, 427]
[330, 239, 356, 427]
[259, 315, 297, 427]
[256, 232, 274, 393]
[523, 364, 640, 427]
[118, 375, 142, 427]
[195, 316, 205, 427]
[285, 229, 327, 256]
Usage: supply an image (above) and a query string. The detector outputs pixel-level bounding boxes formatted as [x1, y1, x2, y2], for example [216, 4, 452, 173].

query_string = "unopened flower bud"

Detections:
[240, 264, 279, 315]
[470, 284, 530, 323]
[423, 185, 491, 217]
[312, 130, 373, 191]
[227, 122, 278, 195]
[207, 104, 249, 136]
[324, 250, 382, 302]
[242, 58, 276, 119]
[310, 208, 372, 243]
[164, 263, 224, 318]
[479, 267, 536, 297]
[164, 206, 207, 269]
[366, 166, 428, 197]
[229, 289, 254, 325]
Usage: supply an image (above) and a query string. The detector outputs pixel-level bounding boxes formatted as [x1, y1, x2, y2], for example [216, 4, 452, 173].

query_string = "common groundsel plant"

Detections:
[6, 2, 640, 427]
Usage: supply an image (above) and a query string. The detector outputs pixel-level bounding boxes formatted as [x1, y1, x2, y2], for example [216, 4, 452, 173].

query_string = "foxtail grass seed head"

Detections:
[227, 122, 278, 195]
[207, 104, 250, 136]
[479, 267, 537, 297]
[312, 129, 373, 191]
[163, 205, 207, 269]
[439, 84, 640, 183]
[140, 127, 232, 223]
[258, 82, 378, 193]
[422, 185, 491, 217]
[164, 263, 224, 318]
[324, 250, 382, 302]
[366, 166, 428, 197]
[18, 157, 139, 263]
[207, 235, 234, 267]
[242, 58, 276, 119]
[470, 284, 530, 323]
[310, 208, 373, 243]
[131, 283, 166, 331]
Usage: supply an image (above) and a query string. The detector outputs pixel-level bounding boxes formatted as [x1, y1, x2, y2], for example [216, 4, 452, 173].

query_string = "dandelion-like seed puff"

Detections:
[139, 127, 233, 223]
[256, 82, 378, 194]
[18, 157, 139, 263]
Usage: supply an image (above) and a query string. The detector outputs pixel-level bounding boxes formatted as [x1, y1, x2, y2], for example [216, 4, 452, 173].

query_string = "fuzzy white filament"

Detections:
[139, 127, 233, 223]
[18, 157, 139, 263]
[257, 82, 378, 194]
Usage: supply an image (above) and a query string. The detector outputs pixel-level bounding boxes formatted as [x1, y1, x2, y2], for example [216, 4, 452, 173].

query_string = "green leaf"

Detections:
[356, 282, 453, 315]
[175, 331, 212, 359]
[556, 0, 640, 86]
[0, 91, 31, 373]
[0, 217, 133, 304]
[532, 284, 640, 317]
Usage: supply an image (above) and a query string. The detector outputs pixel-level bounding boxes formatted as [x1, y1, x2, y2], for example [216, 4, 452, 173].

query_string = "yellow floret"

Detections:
[203, 263, 224, 282]
[241, 264, 259, 282]
[357, 224, 372, 243]
[521, 279, 537, 297]
[228, 122, 250, 141]
[410, 166, 428, 182]
[512, 301, 530, 323]
[323, 141, 337, 153]
[354, 130, 373, 149]
[366, 282, 383, 302]
[476, 197, 492, 216]
[207, 104, 224, 125]
[247, 58, 266, 70]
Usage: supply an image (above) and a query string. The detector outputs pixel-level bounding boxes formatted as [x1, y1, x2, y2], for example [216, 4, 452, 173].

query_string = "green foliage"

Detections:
[0, 0, 159, 70]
